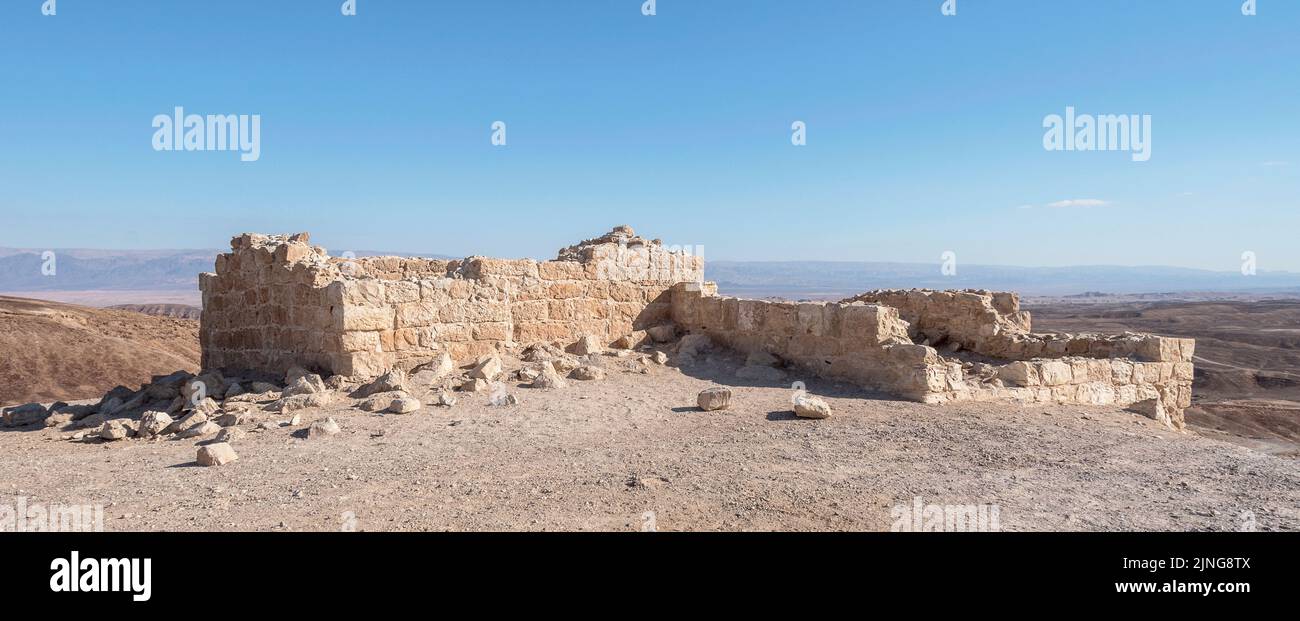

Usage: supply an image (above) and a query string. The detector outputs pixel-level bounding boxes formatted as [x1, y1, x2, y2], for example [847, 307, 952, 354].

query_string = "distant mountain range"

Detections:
[3, 247, 1300, 304]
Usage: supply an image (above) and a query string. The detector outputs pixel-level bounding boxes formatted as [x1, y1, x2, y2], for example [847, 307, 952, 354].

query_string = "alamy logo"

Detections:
[50, 551, 151, 602]
[890, 496, 1000, 532]
[1043, 106, 1151, 162]
[152, 107, 261, 162]
[1, 496, 102, 532]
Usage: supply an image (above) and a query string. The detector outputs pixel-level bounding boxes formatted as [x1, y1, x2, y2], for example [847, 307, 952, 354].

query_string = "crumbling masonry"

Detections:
[200, 226, 1194, 428]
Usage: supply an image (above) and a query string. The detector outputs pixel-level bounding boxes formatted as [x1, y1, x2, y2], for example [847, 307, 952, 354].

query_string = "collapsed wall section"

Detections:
[675, 285, 1195, 429]
[200, 226, 703, 378]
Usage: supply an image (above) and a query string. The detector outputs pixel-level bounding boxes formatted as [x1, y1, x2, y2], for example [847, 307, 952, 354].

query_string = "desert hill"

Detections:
[0, 296, 199, 406]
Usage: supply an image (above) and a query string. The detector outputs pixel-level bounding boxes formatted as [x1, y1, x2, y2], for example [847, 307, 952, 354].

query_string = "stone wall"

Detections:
[200, 228, 1193, 429]
[673, 285, 1195, 429]
[200, 226, 703, 378]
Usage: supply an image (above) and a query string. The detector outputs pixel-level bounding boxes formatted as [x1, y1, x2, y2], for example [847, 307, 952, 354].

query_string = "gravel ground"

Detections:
[3, 352, 1297, 532]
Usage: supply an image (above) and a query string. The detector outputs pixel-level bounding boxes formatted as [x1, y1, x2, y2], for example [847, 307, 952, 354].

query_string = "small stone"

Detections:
[288, 414, 302, 426]
[307, 417, 341, 439]
[697, 387, 732, 411]
[570, 365, 606, 381]
[651, 351, 669, 365]
[469, 355, 503, 381]
[215, 427, 245, 443]
[277, 391, 332, 413]
[459, 378, 489, 393]
[282, 374, 327, 398]
[435, 391, 457, 407]
[355, 369, 408, 397]
[529, 366, 568, 390]
[197, 443, 238, 466]
[388, 396, 421, 414]
[178, 421, 221, 439]
[647, 324, 677, 343]
[568, 335, 604, 356]
[98, 420, 130, 441]
[137, 411, 174, 438]
[793, 395, 832, 419]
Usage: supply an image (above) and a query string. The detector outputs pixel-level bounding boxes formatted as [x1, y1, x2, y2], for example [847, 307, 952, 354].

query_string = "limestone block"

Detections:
[1038, 361, 1073, 386]
[334, 306, 395, 331]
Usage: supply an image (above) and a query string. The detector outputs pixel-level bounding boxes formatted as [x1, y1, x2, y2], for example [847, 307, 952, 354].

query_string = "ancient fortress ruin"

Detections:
[200, 226, 1194, 429]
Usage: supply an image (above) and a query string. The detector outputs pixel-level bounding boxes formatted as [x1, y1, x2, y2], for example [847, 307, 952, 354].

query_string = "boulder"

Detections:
[793, 395, 832, 419]
[215, 427, 245, 443]
[276, 392, 332, 413]
[98, 420, 131, 441]
[469, 355, 503, 381]
[434, 391, 457, 407]
[358, 391, 409, 413]
[570, 365, 606, 381]
[282, 374, 327, 398]
[178, 421, 221, 439]
[647, 324, 677, 343]
[529, 366, 568, 390]
[355, 368, 408, 397]
[388, 396, 421, 414]
[2, 402, 48, 427]
[196, 443, 238, 466]
[164, 411, 208, 435]
[306, 417, 341, 439]
[137, 411, 174, 438]
[612, 331, 648, 350]
[459, 378, 490, 393]
[568, 335, 604, 356]
[697, 387, 732, 411]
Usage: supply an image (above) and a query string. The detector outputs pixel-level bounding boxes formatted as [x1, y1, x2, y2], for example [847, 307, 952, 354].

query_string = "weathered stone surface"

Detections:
[793, 395, 831, 419]
[355, 369, 407, 397]
[530, 366, 568, 390]
[697, 387, 732, 411]
[277, 392, 332, 413]
[306, 417, 341, 439]
[469, 355, 503, 381]
[197, 442, 238, 466]
[98, 419, 131, 441]
[137, 411, 174, 438]
[215, 427, 245, 443]
[647, 324, 677, 343]
[569, 335, 603, 356]
[388, 396, 421, 414]
[570, 365, 606, 381]
[179, 421, 221, 439]
[282, 373, 327, 398]
[2, 402, 48, 427]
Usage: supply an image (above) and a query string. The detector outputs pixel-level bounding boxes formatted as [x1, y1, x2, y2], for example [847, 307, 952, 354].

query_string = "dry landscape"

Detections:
[1, 229, 1298, 532]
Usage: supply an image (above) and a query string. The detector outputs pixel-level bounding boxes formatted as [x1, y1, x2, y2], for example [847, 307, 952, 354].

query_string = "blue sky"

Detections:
[1, 0, 1297, 270]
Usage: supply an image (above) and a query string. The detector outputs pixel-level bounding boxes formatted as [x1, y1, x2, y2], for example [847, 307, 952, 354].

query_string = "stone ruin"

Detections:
[197, 226, 1195, 429]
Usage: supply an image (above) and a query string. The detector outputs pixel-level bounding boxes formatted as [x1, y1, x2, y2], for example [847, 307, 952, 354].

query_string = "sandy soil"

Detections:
[3, 350, 1297, 532]
[0, 296, 199, 405]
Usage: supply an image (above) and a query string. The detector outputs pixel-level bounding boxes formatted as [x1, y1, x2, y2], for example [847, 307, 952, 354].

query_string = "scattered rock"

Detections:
[137, 411, 174, 438]
[276, 392, 332, 413]
[288, 414, 302, 426]
[612, 331, 648, 350]
[306, 417, 341, 439]
[282, 373, 327, 398]
[164, 411, 208, 435]
[469, 355, 503, 381]
[250, 381, 280, 393]
[697, 387, 732, 411]
[192, 397, 221, 417]
[355, 368, 408, 397]
[459, 378, 490, 393]
[650, 351, 669, 365]
[388, 396, 421, 414]
[529, 366, 568, 390]
[196, 443, 238, 466]
[223, 383, 246, 399]
[647, 324, 677, 343]
[178, 421, 222, 439]
[435, 391, 457, 407]
[677, 334, 713, 357]
[98, 419, 131, 441]
[359, 391, 409, 412]
[2, 402, 48, 427]
[44, 412, 74, 428]
[793, 395, 832, 419]
[568, 335, 604, 356]
[522, 342, 566, 363]
[215, 427, 245, 443]
[570, 365, 606, 381]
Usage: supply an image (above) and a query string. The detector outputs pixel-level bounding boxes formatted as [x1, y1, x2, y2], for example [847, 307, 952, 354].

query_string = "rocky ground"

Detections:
[2, 338, 1297, 532]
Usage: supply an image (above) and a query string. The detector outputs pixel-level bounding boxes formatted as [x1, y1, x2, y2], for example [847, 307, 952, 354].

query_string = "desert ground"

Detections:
[1029, 297, 1300, 457]
[3, 295, 1299, 531]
